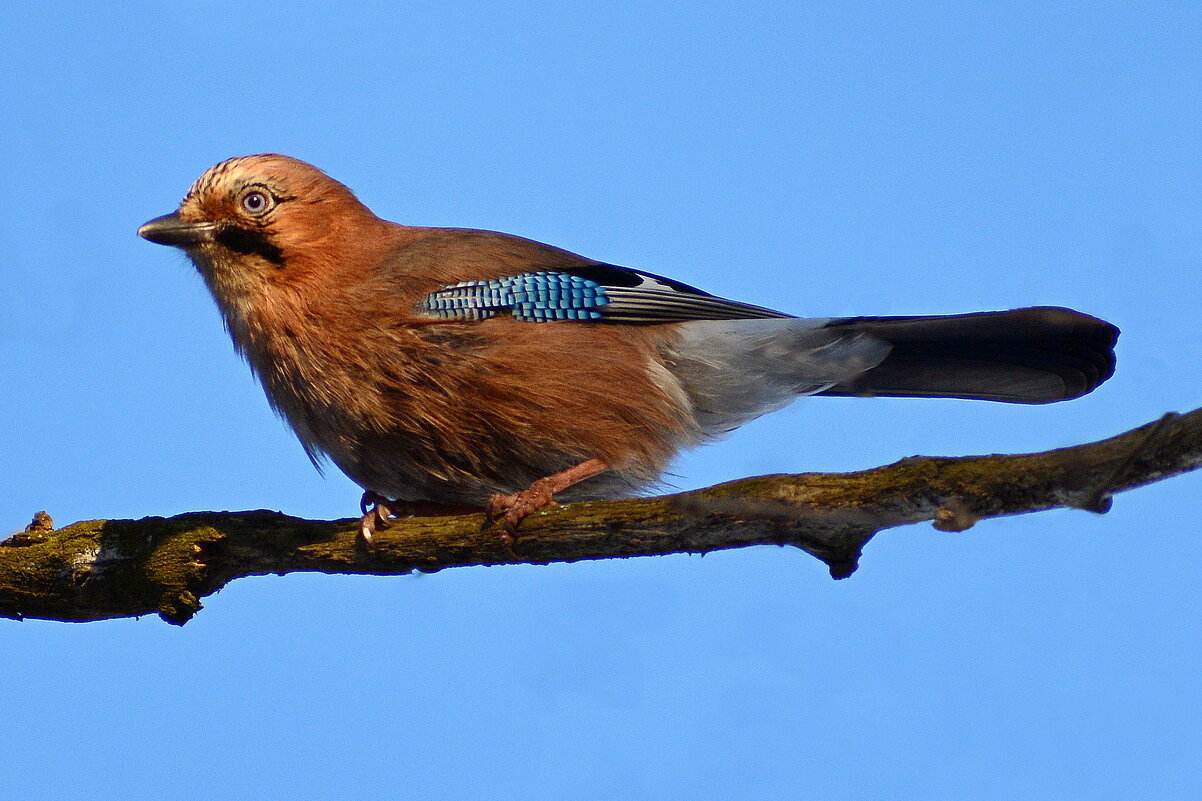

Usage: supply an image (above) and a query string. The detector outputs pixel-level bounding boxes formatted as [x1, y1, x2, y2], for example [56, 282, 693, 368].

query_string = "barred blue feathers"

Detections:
[419, 272, 608, 322]
[418, 266, 792, 324]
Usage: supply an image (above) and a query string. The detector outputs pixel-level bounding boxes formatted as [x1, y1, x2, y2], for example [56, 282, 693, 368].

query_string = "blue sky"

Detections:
[2, 2, 1200, 798]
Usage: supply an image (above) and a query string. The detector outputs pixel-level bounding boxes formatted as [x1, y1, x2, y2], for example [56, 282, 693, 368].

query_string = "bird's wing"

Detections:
[417, 263, 792, 323]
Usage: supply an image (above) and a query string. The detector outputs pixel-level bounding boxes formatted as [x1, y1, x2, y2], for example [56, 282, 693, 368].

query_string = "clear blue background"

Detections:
[3, 3, 1200, 798]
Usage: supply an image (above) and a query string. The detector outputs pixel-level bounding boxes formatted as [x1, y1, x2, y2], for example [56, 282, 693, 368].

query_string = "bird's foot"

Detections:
[484, 457, 611, 557]
[487, 482, 560, 557]
[358, 491, 482, 548]
[358, 491, 395, 548]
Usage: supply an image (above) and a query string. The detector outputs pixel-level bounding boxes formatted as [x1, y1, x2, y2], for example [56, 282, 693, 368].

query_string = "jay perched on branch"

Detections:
[139, 154, 1118, 547]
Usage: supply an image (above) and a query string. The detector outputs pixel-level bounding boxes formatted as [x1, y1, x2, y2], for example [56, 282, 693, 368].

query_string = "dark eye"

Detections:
[240, 190, 273, 216]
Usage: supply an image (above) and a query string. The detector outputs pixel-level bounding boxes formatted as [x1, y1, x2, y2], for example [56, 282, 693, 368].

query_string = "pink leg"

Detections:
[358, 491, 482, 548]
[486, 457, 610, 550]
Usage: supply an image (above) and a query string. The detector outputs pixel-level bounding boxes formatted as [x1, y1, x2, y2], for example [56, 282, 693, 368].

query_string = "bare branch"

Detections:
[4, 407, 1200, 626]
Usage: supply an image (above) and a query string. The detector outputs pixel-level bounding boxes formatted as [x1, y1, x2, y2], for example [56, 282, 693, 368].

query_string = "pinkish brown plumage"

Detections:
[139, 154, 1118, 545]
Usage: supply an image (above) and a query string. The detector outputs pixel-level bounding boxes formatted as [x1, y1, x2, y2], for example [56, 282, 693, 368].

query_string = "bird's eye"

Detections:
[240, 190, 274, 216]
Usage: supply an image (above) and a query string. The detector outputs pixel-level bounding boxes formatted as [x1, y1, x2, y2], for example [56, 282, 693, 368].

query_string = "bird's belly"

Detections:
[257, 319, 694, 506]
[317, 426, 654, 506]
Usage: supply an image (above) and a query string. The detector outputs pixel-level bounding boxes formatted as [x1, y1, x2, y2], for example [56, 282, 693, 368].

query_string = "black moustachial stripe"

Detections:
[216, 224, 284, 265]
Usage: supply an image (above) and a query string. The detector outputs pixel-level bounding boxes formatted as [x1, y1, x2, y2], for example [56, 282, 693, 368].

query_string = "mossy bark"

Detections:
[3, 408, 1200, 625]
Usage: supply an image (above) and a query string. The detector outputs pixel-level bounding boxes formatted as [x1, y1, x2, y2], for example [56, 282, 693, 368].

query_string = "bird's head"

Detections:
[139, 154, 390, 303]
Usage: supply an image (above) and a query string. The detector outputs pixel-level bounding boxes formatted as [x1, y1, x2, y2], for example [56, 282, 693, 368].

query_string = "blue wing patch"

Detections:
[418, 265, 792, 323]
[418, 272, 609, 322]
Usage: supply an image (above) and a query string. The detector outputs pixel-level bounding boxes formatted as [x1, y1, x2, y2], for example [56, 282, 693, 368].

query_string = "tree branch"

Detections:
[4, 407, 1201, 626]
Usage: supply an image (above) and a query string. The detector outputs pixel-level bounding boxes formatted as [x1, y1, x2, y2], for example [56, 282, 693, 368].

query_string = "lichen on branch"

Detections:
[3, 407, 1200, 626]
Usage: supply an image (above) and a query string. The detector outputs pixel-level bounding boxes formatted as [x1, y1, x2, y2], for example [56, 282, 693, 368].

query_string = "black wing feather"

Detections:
[565, 262, 792, 323]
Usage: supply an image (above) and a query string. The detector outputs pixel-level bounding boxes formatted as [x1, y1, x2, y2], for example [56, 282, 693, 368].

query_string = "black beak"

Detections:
[138, 213, 218, 247]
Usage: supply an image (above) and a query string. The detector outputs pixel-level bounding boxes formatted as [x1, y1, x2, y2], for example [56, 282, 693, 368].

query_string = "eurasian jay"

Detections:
[138, 154, 1118, 545]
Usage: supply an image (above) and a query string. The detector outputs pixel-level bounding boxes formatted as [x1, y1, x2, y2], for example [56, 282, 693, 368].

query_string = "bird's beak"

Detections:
[138, 213, 218, 247]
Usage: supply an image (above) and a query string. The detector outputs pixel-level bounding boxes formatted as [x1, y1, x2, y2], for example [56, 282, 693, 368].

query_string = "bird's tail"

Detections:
[814, 306, 1118, 404]
[666, 306, 1117, 438]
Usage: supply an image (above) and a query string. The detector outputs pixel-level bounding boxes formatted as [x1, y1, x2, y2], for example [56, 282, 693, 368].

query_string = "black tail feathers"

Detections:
[817, 307, 1118, 404]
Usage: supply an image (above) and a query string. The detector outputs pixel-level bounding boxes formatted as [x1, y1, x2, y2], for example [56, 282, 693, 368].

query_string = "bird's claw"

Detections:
[486, 483, 561, 558]
[358, 491, 395, 549]
[357, 493, 485, 549]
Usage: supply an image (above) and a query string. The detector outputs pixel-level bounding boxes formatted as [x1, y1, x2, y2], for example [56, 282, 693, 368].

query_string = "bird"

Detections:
[138, 154, 1119, 548]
